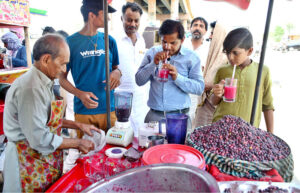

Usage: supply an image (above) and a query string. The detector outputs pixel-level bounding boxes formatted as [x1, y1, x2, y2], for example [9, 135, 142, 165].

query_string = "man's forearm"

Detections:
[135, 62, 156, 86]
[57, 138, 80, 150]
[62, 119, 81, 130]
[59, 73, 82, 98]
[264, 109, 274, 133]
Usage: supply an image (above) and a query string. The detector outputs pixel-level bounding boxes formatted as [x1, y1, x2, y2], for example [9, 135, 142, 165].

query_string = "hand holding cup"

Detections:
[213, 80, 225, 98]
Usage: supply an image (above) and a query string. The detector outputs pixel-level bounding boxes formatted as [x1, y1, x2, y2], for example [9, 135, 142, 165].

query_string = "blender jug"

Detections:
[114, 92, 133, 122]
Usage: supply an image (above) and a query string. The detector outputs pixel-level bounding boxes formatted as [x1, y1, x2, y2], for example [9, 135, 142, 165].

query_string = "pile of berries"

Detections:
[258, 186, 288, 193]
[190, 115, 290, 162]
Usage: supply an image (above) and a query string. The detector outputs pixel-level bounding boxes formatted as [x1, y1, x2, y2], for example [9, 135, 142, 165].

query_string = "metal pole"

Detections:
[250, 0, 274, 125]
[24, 27, 32, 67]
[104, 0, 111, 129]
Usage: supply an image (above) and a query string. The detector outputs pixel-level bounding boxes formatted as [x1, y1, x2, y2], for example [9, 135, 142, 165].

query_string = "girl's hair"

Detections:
[223, 27, 253, 53]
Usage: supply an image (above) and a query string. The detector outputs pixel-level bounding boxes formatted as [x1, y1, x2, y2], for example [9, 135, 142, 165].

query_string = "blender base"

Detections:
[106, 121, 134, 147]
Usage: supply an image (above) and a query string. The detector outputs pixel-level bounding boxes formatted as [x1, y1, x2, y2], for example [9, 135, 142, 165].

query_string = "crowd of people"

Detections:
[1, 0, 274, 192]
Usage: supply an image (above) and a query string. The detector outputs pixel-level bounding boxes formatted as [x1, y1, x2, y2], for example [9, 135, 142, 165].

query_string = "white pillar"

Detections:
[148, 0, 156, 26]
[171, 0, 179, 20]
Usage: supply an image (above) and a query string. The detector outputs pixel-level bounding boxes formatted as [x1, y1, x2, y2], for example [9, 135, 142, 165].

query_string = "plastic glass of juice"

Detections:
[156, 60, 170, 82]
[158, 68, 169, 82]
[223, 78, 237, 102]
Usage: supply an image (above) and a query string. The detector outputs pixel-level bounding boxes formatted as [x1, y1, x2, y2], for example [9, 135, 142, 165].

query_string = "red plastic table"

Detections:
[46, 143, 143, 193]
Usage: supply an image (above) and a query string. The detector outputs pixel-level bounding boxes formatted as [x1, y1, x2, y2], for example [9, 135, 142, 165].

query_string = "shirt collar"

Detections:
[32, 65, 54, 88]
[177, 46, 188, 56]
[120, 29, 141, 41]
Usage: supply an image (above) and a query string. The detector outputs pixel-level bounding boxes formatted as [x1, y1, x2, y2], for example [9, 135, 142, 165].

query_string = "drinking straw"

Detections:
[230, 65, 237, 86]
[165, 52, 169, 64]
[164, 43, 169, 64]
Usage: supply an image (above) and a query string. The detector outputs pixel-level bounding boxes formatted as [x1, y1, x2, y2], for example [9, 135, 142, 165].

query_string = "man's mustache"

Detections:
[192, 30, 202, 35]
[127, 26, 137, 30]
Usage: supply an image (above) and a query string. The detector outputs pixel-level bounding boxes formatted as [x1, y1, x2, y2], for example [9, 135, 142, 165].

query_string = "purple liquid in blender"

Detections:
[115, 108, 131, 122]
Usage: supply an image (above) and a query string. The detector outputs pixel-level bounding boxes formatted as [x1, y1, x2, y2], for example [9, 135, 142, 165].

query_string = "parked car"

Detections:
[286, 40, 300, 51]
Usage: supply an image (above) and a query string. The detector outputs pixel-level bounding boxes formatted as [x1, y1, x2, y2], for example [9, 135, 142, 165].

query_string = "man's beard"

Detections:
[192, 30, 202, 40]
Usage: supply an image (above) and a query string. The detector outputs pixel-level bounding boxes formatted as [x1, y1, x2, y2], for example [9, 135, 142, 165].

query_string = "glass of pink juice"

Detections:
[223, 78, 237, 102]
[158, 68, 169, 82]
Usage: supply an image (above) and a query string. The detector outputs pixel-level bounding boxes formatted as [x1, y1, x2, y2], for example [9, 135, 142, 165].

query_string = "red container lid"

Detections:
[142, 144, 205, 170]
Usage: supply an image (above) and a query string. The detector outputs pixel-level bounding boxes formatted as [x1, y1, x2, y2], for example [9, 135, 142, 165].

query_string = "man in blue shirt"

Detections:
[135, 19, 205, 123]
[1, 32, 28, 67]
[59, 0, 121, 134]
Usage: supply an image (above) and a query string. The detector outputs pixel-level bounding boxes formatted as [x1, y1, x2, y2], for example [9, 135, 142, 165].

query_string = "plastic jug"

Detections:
[159, 113, 188, 144]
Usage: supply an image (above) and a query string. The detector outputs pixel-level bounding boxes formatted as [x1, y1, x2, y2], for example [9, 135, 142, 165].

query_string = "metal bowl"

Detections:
[83, 163, 220, 193]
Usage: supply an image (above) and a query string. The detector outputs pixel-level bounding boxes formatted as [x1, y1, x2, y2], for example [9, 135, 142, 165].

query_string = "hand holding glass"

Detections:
[3, 55, 12, 70]
[223, 78, 237, 102]
[156, 62, 169, 82]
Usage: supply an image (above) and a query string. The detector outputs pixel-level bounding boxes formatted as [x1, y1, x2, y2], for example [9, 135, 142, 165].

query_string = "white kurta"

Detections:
[183, 37, 210, 67]
[3, 66, 63, 192]
[114, 30, 149, 136]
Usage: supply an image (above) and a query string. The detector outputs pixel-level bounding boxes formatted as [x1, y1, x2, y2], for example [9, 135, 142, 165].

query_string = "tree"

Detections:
[271, 26, 285, 42]
[286, 23, 294, 35]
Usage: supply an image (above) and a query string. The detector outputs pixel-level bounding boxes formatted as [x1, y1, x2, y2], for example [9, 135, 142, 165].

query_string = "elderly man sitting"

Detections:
[3, 34, 99, 192]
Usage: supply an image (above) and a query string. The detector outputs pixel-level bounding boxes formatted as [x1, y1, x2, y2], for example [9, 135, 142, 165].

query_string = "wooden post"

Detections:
[171, 0, 179, 20]
[148, 0, 156, 26]
[24, 27, 32, 67]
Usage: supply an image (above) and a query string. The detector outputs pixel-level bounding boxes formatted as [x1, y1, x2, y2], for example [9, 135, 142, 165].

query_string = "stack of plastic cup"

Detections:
[73, 178, 95, 192]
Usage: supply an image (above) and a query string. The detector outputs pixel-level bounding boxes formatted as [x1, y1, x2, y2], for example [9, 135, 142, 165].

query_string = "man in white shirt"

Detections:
[114, 2, 149, 136]
[184, 17, 209, 66]
[183, 17, 209, 126]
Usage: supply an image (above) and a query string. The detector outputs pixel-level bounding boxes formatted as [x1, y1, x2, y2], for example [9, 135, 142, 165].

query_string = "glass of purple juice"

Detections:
[114, 92, 133, 122]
